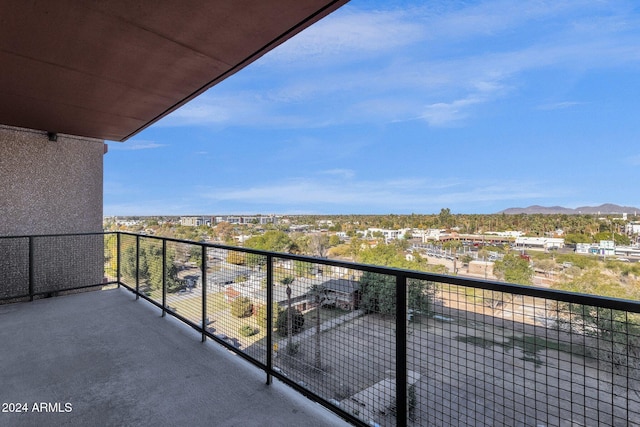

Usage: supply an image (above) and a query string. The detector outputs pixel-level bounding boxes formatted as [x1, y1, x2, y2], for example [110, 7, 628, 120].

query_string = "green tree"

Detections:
[189, 245, 202, 267]
[230, 297, 253, 318]
[564, 233, 592, 244]
[245, 230, 293, 253]
[594, 232, 630, 246]
[357, 243, 427, 271]
[277, 307, 304, 337]
[121, 244, 150, 286]
[328, 223, 342, 232]
[359, 272, 435, 316]
[294, 260, 314, 276]
[122, 245, 138, 281]
[165, 254, 183, 293]
[256, 303, 280, 329]
[494, 253, 533, 285]
[360, 273, 396, 314]
[438, 208, 452, 228]
[142, 244, 181, 292]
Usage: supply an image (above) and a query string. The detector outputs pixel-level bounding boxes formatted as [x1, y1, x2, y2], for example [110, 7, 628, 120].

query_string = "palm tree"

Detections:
[308, 284, 327, 370]
[281, 276, 295, 351]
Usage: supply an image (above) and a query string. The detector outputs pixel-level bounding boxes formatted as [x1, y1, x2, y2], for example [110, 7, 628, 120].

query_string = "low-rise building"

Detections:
[626, 222, 640, 235]
[214, 215, 277, 225]
[180, 216, 211, 227]
[514, 237, 565, 250]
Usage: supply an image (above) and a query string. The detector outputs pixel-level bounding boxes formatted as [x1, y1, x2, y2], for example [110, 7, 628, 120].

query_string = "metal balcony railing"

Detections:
[1, 231, 639, 426]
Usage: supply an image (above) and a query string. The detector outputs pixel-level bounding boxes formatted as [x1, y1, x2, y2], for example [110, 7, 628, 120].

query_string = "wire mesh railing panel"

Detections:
[0, 237, 29, 299]
[32, 234, 104, 294]
[103, 233, 118, 283]
[118, 233, 137, 288]
[204, 248, 266, 363]
[164, 241, 201, 325]
[269, 260, 397, 426]
[409, 281, 640, 426]
[138, 236, 164, 306]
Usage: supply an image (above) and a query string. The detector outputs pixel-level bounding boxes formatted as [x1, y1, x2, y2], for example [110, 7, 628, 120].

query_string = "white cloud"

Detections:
[537, 101, 583, 110]
[202, 176, 553, 213]
[260, 8, 425, 66]
[155, 1, 640, 130]
[320, 169, 356, 179]
[420, 96, 483, 127]
[109, 140, 166, 150]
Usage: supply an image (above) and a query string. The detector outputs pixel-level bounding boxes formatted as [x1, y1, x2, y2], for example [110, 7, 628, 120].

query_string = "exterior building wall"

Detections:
[0, 125, 104, 298]
[0, 125, 103, 236]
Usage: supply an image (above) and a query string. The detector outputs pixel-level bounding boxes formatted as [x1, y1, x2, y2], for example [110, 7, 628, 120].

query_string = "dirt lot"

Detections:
[274, 306, 640, 427]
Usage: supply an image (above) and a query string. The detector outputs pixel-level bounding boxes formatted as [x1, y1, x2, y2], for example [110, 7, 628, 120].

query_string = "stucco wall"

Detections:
[0, 125, 103, 236]
[0, 126, 105, 299]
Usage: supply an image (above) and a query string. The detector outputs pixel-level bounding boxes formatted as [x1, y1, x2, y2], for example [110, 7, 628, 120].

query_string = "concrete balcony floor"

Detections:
[0, 288, 350, 427]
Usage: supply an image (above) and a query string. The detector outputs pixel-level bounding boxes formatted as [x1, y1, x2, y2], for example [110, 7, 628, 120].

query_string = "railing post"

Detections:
[162, 239, 167, 317]
[116, 232, 121, 287]
[201, 244, 207, 343]
[396, 273, 408, 427]
[266, 254, 273, 385]
[28, 236, 34, 301]
[135, 235, 140, 300]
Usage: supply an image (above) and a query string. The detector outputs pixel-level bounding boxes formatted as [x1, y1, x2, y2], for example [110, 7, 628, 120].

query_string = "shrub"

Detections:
[226, 251, 246, 265]
[239, 325, 258, 337]
[285, 342, 300, 355]
[230, 297, 253, 318]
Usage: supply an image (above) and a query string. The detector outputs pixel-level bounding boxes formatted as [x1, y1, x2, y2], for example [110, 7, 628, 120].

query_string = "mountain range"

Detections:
[499, 203, 640, 215]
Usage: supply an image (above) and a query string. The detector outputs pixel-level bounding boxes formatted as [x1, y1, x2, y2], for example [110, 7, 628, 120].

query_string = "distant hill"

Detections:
[499, 203, 640, 215]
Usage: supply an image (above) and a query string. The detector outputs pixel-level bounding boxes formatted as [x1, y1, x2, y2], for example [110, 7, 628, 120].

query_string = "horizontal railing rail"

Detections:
[2, 231, 639, 426]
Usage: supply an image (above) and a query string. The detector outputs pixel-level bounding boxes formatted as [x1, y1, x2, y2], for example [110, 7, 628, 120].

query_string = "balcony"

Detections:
[1, 232, 639, 426]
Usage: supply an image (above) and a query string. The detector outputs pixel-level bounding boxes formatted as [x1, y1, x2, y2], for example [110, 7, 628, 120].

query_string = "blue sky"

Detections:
[105, 0, 640, 216]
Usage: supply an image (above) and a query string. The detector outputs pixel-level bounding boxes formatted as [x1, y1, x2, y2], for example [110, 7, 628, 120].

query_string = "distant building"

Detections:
[420, 229, 447, 243]
[366, 227, 411, 242]
[599, 240, 615, 256]
[626, 222, 640, 235]
[319, 278, 361, 310]
[576, 243, 597, 254]
[252, 278, 321, 312]
[514, 237, 564, 250]
[180, 216, 211, 227]
[485, 230, 523, 238]
[214, 215, 276, 225]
